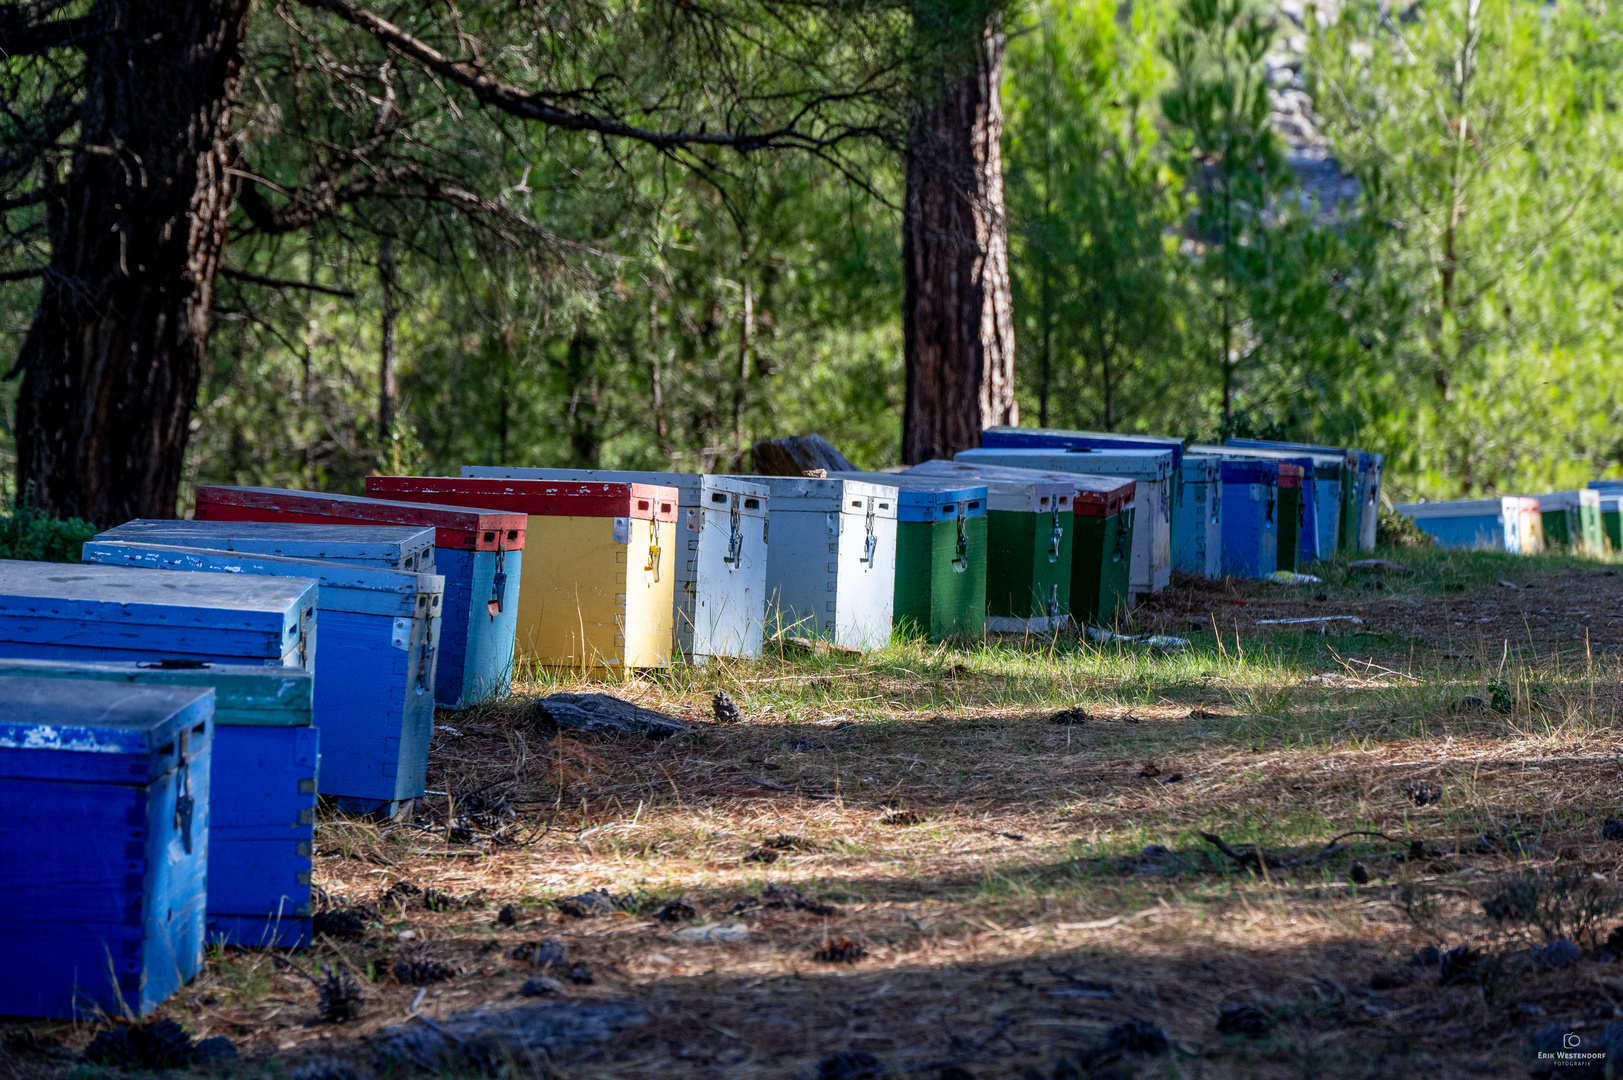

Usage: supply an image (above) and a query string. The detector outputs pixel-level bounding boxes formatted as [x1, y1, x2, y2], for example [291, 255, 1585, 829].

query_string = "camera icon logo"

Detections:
[1563, 1033, 1583, 1050]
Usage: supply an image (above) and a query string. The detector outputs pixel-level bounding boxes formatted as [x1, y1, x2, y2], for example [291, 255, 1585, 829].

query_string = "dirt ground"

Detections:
[6, 548, 1623, 1080]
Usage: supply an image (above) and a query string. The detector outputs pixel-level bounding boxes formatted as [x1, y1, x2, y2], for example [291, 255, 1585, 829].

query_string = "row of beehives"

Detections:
[1393, 482, 1623, 554]
[0, 428, 1384, 1019]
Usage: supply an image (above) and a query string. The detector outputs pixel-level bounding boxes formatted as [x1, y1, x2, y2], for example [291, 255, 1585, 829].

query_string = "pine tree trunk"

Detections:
[901, 19, 1017, 465]
[12, 0, 250, 524]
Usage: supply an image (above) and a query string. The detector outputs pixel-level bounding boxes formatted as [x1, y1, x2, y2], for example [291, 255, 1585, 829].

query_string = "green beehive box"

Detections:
[903, 460, 1077, 632]
[829, 473, 987, 641]
[1530, 490, 1604, 552]
[1070, 483, 1136, 626]
[1275, 464, 1304, 573]
[914, 463, 1134, 626]
[1596, 493, 1623, 551]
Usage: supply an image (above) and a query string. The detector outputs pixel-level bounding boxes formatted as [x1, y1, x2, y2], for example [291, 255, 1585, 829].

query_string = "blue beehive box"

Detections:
[82, 542, 442, 819]
[1392, 497, 1540, 553]
[1194, 444, 1317, 565]
[0, 658, 317, 947]
[1212, 459, 1279, 578]
[0, 678, 213, 1018]
[195, 487, 523, 710]
[0, 559, 316, 667]
[98, 520, 436, 572]
[1225, 438, 1383, 552]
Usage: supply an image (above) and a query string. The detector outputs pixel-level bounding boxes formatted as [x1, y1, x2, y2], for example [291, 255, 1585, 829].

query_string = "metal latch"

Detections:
[487, 543, 508, 617]
[645, 516, 661, 580]
[1047, 583, 1061, 618]
[174, 732, 194, 855]
[1049, 508, 1064, 562]
[860, 499, 877, 565]
[724, 499, 743, 568]
[953, 502, 969, 573]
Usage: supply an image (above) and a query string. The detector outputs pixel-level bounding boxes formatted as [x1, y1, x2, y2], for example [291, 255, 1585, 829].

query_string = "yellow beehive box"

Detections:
[367, 477, 678, 673]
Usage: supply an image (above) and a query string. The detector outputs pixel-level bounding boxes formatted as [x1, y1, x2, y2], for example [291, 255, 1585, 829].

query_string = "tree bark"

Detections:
[11, 0, 250, 524]
[901, 19, 1017, 465]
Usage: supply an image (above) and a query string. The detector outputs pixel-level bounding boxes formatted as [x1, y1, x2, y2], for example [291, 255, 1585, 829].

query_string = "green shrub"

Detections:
[0, 491, 98, 563]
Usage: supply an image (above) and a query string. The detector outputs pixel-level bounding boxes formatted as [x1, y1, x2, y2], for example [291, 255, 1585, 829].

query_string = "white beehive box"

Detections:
[956, 447, 1175, 599]
[741, 477, 898, 651]
[461, 467, 768, 661]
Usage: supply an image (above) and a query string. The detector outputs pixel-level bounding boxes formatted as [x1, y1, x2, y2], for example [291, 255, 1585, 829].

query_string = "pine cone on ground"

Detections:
[392, 956, 457, 986]
[312, 909, 368, 940]
[143, 1020, 197, 1069]
[712, 691, 743, 724]
[318, 965, 365, 1022]
[813, 937, 869, 963]
[82, 1027, 140, 1068]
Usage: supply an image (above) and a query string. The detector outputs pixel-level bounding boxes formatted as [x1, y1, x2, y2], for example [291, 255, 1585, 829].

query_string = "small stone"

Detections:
[567, 961, 595, 985]
[653, 898, 697, 923]
[1350, 861, 1370, 885]
[1535, 938, 1584, 970]
[519, 976, 568, 997]
[496, 904, 519, 927]
[1604, 818, 1623, 842]
[512, 938, 567, 967]
[556, 889, 622, 918]
[1140, 844, 1171, 861]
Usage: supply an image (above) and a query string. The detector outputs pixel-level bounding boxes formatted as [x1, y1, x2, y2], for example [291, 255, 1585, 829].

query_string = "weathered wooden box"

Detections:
[903, 460, 1077, 632]
[0, 678, 213, 1018]
[194, 487, 523, 709]
[367, 477, 679, 673]
[462, 468, 769, 662]
[828, 473, 986, 641]
[1175, 455, 1224, 578]
[82, 541, 441, 819]
[99, 519, 436, 571]
[0, 658, 316, 947]
[747, 477, 898, 651]
[1393, 497, 1541, 554]
[0, 559, 315, 667]
[955, 447, 1175, 601]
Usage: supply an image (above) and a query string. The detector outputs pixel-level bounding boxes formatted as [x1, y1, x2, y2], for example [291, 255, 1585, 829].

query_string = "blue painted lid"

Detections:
[829, 474, 987, 522]
[81, 542, 443, 620]
[0, 559, 315, 639]
[0, 677, 213, 782]
[98, 520, 435, 570]
[955, 447, 1175, 482]
[0, 658, 311, 727]
[981, 426, 1184, 471]
[1218, 459, 1277, 484]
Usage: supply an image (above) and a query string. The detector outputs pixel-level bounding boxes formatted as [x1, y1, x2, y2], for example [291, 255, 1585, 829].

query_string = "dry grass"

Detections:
[8, 550, 1623, 1080]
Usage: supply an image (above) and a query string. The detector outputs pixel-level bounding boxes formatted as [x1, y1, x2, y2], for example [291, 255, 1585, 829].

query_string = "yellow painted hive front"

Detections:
[515, 513, 675, 673]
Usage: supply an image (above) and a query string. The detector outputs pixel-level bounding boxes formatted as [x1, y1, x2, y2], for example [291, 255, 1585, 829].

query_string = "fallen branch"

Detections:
[1200, 832, 1284, 870]
[746, 773, 837, 800]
